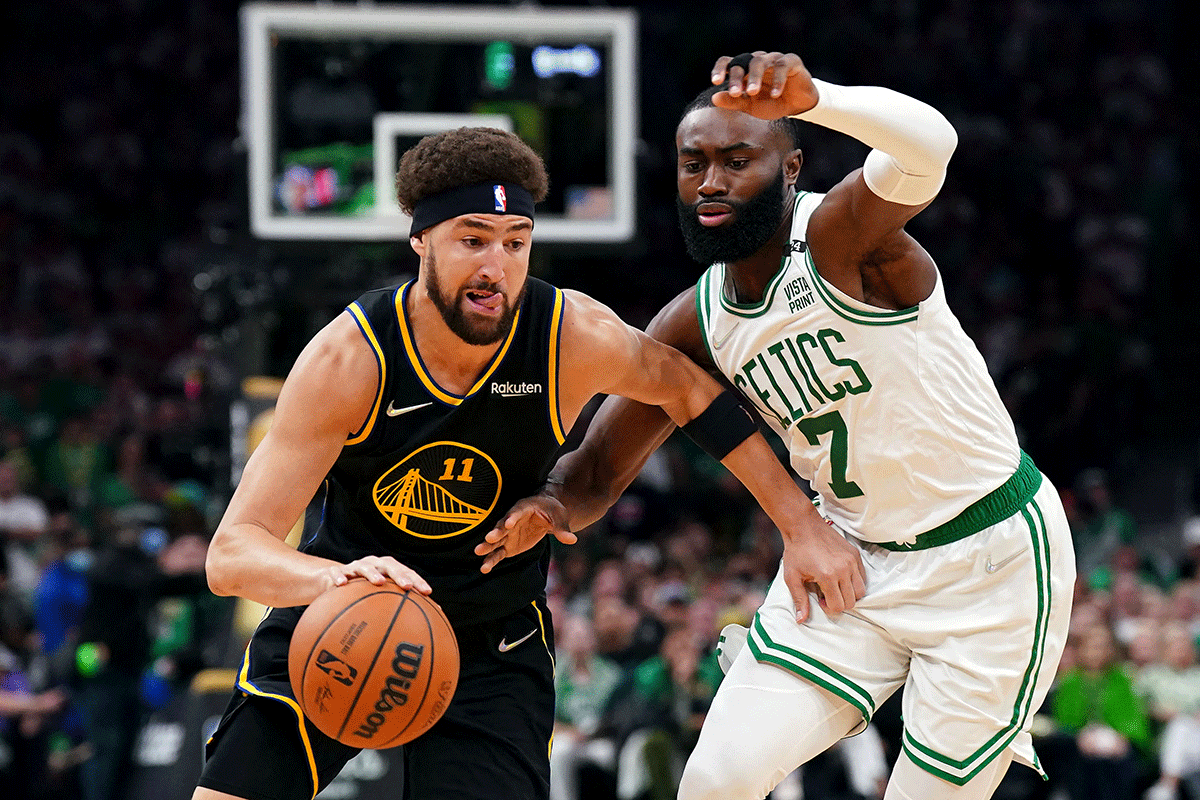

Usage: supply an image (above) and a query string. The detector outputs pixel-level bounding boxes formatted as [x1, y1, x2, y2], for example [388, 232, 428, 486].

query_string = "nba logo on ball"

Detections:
[494, 184, 506, 212]
[314, 650, 357, 686]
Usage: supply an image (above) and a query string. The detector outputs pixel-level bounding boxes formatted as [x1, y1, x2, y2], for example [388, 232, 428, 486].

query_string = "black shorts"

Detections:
[198, 598, 556, 800]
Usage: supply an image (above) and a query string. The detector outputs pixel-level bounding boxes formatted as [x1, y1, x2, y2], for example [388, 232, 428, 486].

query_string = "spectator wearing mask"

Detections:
[33, 522, 92, 662]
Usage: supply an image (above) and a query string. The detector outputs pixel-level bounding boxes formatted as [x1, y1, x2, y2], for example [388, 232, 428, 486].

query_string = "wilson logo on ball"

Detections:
[353, 642, 425, 741]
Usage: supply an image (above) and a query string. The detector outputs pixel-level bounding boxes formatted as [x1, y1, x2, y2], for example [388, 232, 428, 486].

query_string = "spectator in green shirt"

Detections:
[551, 613, 625, 800]
[1052, 620, 1154, 800]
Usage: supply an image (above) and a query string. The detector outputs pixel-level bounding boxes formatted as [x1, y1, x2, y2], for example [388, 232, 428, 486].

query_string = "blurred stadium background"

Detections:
[1, 1, 1198, 799]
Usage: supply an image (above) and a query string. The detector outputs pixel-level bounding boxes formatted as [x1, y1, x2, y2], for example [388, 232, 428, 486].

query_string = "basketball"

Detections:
[288, 579, 459, 749]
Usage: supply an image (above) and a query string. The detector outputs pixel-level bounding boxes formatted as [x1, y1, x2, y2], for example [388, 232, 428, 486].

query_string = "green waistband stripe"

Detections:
[875, 452, 1042, 552]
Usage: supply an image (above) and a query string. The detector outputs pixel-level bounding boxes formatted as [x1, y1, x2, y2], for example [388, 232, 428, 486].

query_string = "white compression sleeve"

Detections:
[792, 79, 958, 205]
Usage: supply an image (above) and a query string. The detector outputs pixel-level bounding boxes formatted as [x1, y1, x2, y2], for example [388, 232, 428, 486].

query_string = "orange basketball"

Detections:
[288, 579, 459, 749]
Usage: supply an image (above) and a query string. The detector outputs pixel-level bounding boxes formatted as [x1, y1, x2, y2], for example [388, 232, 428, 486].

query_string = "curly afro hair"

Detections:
[394, 127, 550, 215]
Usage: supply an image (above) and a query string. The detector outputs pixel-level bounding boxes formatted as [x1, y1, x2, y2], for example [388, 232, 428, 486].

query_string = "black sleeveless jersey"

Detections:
[300, 277, 569, 625]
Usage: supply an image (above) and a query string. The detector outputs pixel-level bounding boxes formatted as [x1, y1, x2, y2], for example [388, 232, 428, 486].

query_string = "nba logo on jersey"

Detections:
[494, 184, 507, 212]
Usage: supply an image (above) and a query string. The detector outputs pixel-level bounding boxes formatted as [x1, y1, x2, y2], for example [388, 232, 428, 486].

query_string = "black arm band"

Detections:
[680, 390, 759, 461]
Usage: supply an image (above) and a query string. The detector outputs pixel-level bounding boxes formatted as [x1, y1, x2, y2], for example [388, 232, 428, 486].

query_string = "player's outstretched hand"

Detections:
[476, 493, 578, 574]
[710, 51, 820, 120]
[781, 515, 867, 623]
[329, 556, 432, 594]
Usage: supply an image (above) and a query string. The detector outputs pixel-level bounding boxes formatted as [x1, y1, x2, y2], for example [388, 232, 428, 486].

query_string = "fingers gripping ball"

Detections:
[288, 580, 459, 748]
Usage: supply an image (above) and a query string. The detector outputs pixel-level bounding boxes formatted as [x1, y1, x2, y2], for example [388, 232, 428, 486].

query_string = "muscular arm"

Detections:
[556, 289, 718, 425]
[206, 313, 392, 607]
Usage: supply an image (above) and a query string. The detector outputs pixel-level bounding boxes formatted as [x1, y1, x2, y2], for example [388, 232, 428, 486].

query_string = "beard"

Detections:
[676, 172, 788, 266]
[424, 247, 523, 346]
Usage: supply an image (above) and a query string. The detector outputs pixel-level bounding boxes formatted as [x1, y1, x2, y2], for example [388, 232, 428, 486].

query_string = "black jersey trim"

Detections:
[547, 288, 567, 445]
[393, 281, 523, 406]
[345, 303, 386, 445]
[235, 645, 320, 799]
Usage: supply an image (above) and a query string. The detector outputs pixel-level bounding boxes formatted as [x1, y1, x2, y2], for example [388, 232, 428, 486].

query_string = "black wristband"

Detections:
[681, 390, 759, 461]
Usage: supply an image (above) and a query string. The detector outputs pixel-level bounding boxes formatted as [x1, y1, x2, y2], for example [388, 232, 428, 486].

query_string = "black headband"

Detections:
[409, 182, 536, 237]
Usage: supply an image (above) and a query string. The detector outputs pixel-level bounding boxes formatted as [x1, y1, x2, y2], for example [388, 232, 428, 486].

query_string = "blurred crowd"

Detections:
[1, 1, 241, 796]
[1, 1, 1198, 800]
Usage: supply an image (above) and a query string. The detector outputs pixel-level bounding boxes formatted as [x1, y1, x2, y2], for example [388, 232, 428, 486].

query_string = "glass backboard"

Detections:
[241, 3, 638, 242]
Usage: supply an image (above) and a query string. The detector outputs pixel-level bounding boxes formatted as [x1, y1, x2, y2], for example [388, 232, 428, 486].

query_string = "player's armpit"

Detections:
[548, 287, 738, 530]
[807, 175, 938, 310]
[539, 290, 698, 532]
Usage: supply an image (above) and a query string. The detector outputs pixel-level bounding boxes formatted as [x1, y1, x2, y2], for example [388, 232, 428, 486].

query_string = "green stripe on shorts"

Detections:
[901, 496, 1054, 785]
[749, 616, 875, 723]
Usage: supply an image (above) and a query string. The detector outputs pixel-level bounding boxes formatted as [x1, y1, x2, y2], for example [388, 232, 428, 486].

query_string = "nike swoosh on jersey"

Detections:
[984, 550, 1024, 573]
[386, 401, 433, 417]
[497, 629, 538, 653]
[712, 325, 737, 351]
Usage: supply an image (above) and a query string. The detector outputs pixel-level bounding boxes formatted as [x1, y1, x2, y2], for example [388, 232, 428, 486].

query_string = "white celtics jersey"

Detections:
[697, 192, 1021, 545]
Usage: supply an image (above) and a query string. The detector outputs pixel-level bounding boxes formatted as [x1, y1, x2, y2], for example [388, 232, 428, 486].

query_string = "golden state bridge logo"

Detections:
[372, 442, 502, 539]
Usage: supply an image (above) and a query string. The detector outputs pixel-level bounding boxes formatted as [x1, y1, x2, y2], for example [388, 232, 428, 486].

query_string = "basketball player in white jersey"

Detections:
[478, 50, 1076, 800]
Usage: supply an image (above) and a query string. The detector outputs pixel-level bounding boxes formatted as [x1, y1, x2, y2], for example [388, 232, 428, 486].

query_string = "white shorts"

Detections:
[747, 474, 1075, 784]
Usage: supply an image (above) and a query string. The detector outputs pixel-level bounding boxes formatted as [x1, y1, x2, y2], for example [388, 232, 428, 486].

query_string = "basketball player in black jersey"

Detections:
[193, 127, 863, 800]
